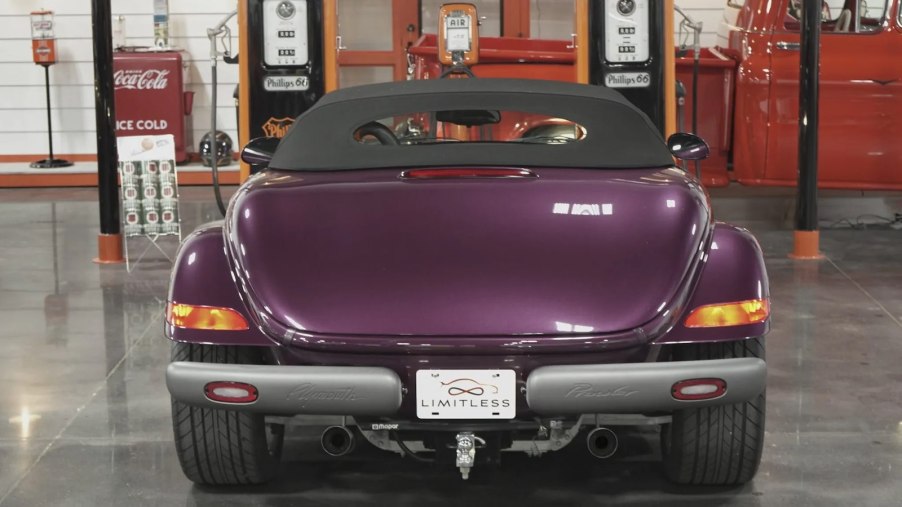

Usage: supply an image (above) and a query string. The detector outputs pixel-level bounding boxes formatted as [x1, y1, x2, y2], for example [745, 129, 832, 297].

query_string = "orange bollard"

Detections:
[789, 230, 823, 260]
[94, 233, 125, 264]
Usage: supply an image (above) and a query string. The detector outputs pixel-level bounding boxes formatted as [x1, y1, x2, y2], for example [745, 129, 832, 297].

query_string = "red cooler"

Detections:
[113, 50, 193, 162]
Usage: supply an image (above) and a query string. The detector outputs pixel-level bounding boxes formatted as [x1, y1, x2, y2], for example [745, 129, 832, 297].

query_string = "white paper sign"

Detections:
[117, 134, 176, 162]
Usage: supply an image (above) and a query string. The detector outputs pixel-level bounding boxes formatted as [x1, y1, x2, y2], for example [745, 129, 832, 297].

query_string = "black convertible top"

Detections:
[270, 78, 674, 171]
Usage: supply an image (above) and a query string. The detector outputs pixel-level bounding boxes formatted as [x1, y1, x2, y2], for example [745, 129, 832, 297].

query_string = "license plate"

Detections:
[416, 369, 516, 419]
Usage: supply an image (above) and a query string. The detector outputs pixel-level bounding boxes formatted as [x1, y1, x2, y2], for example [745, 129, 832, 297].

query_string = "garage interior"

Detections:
[1, 1, 901, 506]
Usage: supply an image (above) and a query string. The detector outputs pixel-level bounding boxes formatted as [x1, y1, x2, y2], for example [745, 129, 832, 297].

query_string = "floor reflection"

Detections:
[0, 188, 899, 506]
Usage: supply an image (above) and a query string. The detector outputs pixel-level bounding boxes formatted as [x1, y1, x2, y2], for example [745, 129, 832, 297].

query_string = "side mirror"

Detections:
[240, 137, 281, 167]
[667, 133, 709, 161]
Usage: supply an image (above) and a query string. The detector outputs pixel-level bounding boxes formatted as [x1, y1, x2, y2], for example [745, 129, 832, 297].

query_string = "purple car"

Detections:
[165, 78, 769, 486]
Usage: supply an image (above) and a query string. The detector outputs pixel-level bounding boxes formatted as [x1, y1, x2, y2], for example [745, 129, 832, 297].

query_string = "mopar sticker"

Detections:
[263, 74, 310, 92]
[370, 423, 399, 431]
[604, 72, 651, 88]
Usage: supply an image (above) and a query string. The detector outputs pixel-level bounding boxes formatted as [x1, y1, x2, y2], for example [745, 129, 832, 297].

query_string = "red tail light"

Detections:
[166, 302, 249, 331]
[204, 381, 258, 404]
[684, 299, 769, 328]
[672, 378, 727, 401]
[401, 168, 537, 179]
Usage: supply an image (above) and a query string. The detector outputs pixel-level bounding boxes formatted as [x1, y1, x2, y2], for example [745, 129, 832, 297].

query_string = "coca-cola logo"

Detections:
[114, 69, 170, 90]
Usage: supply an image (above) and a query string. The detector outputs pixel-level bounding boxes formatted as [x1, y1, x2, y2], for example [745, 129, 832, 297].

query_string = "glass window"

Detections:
[338, 0, 393, 50]
[421, 0, 501, 37]
[530, 0, 574, 40]
[784, 0, 889, 33]
[354, 110, 585, 146]
[339, 66, 394, 87]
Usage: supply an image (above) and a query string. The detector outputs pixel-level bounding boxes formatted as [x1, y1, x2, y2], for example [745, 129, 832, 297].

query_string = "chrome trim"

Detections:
[775, 41, 801, 51]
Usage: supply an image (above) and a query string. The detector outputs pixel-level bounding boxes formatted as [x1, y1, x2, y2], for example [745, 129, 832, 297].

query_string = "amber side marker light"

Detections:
[166, 302, 249, 331]
[684, 299, 770, 328]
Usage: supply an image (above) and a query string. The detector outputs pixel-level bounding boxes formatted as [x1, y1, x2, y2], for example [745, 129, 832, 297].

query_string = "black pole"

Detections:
[30, 64, 73, 168]
[45, 65, 54, 160]
[91, 0, 120, 236]
[691, 46, 701, 180]
[795, 0, 820, 231]
[101, 282, 128, 436]
[51, 202, 59, 295]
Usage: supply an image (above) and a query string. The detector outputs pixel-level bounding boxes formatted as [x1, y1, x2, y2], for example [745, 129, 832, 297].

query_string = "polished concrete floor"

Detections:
[0, 187, 900, 506]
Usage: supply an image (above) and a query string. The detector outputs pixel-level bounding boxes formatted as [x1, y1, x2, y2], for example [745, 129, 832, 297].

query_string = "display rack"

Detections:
[116, 135, 182, 272]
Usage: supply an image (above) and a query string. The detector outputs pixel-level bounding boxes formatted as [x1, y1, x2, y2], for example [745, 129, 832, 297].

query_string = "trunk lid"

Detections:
[228, 168, 709, 337]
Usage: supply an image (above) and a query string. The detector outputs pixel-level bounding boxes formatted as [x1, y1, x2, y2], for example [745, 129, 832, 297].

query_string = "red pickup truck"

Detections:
[684, 0, 902, 189]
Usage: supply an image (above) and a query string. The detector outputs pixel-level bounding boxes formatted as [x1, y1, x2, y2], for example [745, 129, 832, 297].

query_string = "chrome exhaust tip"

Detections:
[586, 427, 618, 459]
[321, 425, 356, 457]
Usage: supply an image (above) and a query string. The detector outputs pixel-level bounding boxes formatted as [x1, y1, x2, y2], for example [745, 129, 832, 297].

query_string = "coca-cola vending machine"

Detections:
[113, 50, 193, 162]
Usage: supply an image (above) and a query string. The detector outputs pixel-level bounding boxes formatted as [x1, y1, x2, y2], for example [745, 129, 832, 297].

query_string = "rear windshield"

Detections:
[267, 79, 676, 171]
[355, 110, 587, 146]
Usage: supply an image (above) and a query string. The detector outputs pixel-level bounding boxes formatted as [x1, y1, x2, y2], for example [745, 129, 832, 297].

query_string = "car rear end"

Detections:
[163, 78, 770, 486]
[165, 166, 769, 483]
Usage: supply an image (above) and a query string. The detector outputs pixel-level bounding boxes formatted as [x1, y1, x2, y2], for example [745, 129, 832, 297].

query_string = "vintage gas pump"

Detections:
[238, 0, 327, 180]
[437, 4, 479, 75]
[588, 0, 672, 134]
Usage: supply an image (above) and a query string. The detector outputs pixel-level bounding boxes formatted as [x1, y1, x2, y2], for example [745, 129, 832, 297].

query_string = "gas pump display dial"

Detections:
[616, 0, 636, 16]
[276, 1, 296, 19]
[263, 0, 308, 67]
[604, 0, 649, 63]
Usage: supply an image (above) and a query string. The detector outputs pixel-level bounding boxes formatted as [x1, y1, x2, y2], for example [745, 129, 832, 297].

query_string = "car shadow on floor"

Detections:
[186, 427, 761, 507]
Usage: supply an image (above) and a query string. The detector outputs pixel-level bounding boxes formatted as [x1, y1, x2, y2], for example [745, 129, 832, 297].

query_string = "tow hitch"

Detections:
[455, 432, 485, 480]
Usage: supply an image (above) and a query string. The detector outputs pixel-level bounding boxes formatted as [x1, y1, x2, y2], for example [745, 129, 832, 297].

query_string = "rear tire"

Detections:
[661, 337, 766, 486]
[170, 342, 283, 485]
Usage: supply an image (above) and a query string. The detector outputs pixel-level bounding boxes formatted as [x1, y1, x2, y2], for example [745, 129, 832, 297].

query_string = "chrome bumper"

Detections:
[525, 358, 766, 414]
[166, 362, 403, 416]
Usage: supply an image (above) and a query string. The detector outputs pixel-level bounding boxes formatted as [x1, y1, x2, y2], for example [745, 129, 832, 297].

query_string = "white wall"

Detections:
[0, 0, 730, 157]
[671, 0, 734, 49]
[0, 0, 240, 156]
[527, 0, 731, 46]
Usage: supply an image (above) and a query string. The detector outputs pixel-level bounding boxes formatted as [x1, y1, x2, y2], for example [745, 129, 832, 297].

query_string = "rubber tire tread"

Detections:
[170, 342, 279, 485]
[662, 337, 766, 486]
